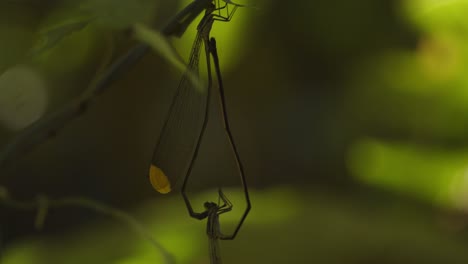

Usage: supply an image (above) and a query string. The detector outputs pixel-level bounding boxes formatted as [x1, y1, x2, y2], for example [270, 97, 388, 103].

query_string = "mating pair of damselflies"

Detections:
[148, 0, 251, 263]
[0, 0, 250, 262]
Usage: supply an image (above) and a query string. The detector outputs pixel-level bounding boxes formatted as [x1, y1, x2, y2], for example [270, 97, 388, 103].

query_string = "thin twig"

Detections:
[0, 186, 175, 264]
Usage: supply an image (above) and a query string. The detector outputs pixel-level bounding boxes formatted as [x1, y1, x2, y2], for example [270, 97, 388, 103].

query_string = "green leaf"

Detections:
[79, 0, 157, 30]
[133, 23, 204, 92]
[29, 17, 94, 57]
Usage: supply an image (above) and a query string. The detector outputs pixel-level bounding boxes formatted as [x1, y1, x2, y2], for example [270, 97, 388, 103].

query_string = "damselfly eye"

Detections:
[149, 164, 171, 194]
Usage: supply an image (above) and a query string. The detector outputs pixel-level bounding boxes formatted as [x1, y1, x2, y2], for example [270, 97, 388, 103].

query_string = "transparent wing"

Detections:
[149, 29, 207, 192]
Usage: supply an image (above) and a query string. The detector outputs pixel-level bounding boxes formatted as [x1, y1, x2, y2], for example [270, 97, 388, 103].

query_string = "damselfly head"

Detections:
[204, 201, 218, 210]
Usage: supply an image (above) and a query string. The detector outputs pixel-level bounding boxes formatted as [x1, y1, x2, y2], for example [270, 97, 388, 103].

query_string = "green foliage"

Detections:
[344, 0, 468, 207]
[29, 19, 93, 57]
[348, 138, 468, 207]
[134, 23, 204, 92]
[3, 187, 468, 264]
[0, 6, 36, 74]
[1, 0, 159, 73]
[79, 0, 157, 30]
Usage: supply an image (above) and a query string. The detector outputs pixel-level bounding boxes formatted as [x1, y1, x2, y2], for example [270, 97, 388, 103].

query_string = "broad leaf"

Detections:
[133, 23, 204, 92]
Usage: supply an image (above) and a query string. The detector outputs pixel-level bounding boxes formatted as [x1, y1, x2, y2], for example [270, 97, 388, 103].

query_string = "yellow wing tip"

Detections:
[149, 164, 172, 194]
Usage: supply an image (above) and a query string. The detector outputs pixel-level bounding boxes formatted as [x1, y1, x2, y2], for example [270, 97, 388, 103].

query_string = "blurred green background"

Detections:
[3, 0, 468, 263]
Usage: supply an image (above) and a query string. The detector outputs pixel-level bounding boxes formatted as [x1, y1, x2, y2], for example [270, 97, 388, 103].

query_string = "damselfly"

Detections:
[195, 189, 235, 264]
[148, 0, 251, 251]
